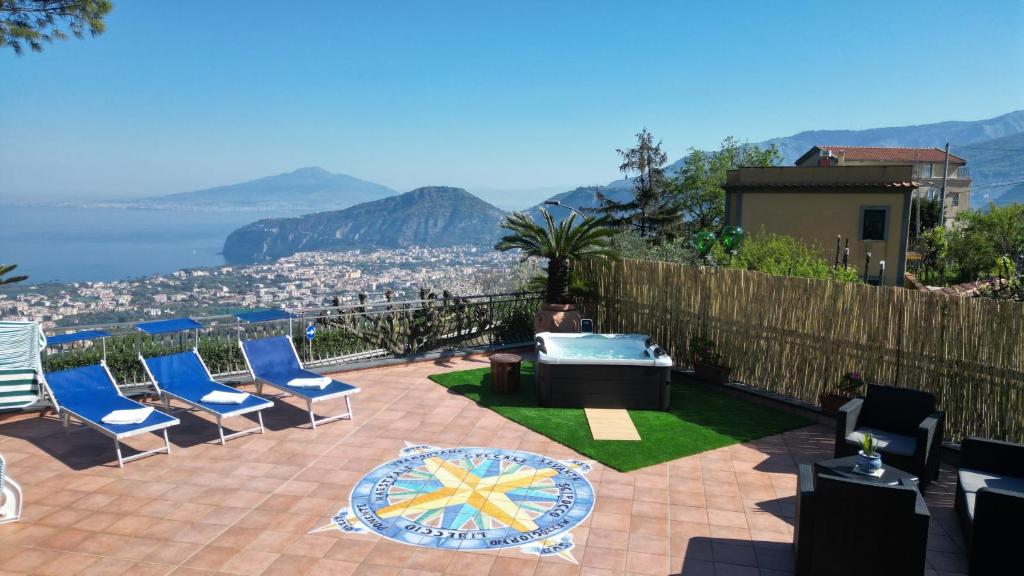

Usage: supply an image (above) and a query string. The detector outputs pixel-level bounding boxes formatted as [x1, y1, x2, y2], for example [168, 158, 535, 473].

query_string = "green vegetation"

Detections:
[911, 197, 943, 238]
[43, 299, 538, 384]
[670, 136, 781, 235]
[428, 362, 810, 472]
[720, 233, 861, 282]
[916, 225, 951, 285]
[610, 228, 697, 265]
[948, 203, 1024, 282]
[592, 128, 680, 240]
[1, 0, 112, 54]
[496, 208, 617, 304]
[910, 203, 1024, 297]
[0, 264, 27, 286]
[860, 432, 879, 457]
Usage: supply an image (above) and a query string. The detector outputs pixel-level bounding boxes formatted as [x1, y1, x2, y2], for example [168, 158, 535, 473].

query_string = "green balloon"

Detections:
[721, 226, 745, 251]
[695, 231, 716, 256]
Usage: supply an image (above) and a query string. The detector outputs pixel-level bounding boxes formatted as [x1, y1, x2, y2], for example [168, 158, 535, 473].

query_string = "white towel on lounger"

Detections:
[101, 406, 154, 425]
[287, 376, 331, 389]
[201, 390, 250, 404]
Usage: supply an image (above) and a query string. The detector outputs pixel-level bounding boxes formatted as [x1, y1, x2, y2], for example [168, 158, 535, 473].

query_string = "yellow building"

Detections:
[795, 146, 970, 224]
[724, 165, 916, 286]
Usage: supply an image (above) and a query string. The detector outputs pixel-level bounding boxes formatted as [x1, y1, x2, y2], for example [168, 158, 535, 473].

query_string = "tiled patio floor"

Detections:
[0, 355, 969, 575]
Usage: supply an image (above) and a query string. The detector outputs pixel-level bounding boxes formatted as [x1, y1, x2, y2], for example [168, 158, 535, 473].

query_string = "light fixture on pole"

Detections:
[543, 200, 588, 220]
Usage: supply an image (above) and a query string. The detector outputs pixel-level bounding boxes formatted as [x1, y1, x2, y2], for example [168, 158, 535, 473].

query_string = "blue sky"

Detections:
[1, 0, 1022, 201]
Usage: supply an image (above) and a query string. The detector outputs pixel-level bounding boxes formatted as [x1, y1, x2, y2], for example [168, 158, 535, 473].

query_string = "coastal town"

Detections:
[0, 246, 525, 329]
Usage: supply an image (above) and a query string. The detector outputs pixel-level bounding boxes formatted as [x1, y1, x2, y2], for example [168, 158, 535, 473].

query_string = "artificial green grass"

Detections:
[428, 362, 811, 472]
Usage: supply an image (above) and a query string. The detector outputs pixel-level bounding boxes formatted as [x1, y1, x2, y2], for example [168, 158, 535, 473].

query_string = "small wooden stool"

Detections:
[490, 353, 522, 393]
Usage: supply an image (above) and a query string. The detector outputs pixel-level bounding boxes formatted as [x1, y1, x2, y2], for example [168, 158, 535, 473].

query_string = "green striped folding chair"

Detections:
[0, 321, 46, 412]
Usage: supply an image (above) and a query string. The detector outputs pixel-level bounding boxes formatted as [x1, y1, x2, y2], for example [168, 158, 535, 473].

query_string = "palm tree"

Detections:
[496, 208, 617, 304]
[0, 264, 27, 286]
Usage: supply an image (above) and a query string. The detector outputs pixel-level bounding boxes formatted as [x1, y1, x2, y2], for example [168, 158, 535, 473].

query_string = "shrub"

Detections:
[722, 233, 860, 282]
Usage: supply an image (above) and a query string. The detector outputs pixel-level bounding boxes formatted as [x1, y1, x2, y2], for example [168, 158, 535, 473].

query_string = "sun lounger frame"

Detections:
[139, 348, 271, 445]
[0, 454, 23, 525]
[238, 336, 357, 429]
[42, 361, 178, 468]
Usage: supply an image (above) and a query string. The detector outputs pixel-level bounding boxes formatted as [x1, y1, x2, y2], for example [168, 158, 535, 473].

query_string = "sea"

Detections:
[0, 205, 301, 284]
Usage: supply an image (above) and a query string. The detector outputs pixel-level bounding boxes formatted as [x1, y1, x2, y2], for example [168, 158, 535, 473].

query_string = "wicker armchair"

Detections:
[794, 464, 929, 576]
[835, 384, 944, 488]
[956, 437, 1024, 576]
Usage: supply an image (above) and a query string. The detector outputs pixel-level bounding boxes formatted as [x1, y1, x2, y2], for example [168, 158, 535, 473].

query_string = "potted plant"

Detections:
[689, 335, 730, 384]
[819, 371, 865, 414]
[495, 208, 617, 333]
[856, 432, 882, 474]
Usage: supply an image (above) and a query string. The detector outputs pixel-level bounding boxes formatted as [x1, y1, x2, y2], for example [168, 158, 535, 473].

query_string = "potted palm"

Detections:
[689, 335, 730, 384]
[496, 208, 617, 333]
[819, 371, 865, 414]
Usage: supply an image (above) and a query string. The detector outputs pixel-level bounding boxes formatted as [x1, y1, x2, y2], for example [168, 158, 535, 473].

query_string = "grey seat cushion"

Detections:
[958, 468, 1024, 519]
[846, 427, 917, 457]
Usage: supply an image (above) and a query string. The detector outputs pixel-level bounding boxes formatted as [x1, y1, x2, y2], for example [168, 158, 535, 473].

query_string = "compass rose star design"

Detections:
[375, 455, 559, 533]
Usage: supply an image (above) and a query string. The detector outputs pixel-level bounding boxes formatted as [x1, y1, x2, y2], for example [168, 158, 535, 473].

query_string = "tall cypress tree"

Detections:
[592, 128, 681, 241]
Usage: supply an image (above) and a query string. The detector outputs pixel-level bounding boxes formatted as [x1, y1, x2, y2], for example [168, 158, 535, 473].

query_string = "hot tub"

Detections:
[534, 332, 672, 411]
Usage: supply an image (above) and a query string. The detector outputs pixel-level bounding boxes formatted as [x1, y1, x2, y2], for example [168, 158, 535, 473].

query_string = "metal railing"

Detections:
[42, 291, 543, 387]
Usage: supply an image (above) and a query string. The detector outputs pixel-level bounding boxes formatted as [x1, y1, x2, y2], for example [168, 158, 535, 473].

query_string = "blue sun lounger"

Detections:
[43, 363, 179, 467]
[239, 336, 358, 429]
[140, 349, 274, 445]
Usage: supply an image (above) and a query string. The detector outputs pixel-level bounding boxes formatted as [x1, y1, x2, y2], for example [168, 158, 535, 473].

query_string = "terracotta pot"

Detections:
[819, 392, 851, 414]
[533, 303, 582, 333]
[693, 361, 730, 384]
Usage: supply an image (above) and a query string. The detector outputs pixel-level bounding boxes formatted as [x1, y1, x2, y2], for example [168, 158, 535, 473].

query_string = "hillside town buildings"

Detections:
[0, 246, 522, 329]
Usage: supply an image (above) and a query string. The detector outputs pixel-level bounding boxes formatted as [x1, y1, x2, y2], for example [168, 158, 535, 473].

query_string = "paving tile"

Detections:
[707, 510, 747, 529]
[0, 358, 968, 575]
[183, 544, 238, 571]
[263, 554, 319, 576]
[219, 549, 281, 575]
[625, 550, 670, 575]
[76, 557, 138, 576]
[582, 546, 627, 571]
[488, 556, 538, 576]
[307, 558, 360, 576]
[588, 527, 629, 550]
[34, 552, 101, 576]
[713, 562, 760, 576]
[445, 552, 497, 575]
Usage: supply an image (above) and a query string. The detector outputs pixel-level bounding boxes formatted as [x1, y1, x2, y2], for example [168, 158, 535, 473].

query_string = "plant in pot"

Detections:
[495, 208, 617, 333]
[819, 371, 865, 414]
[856, 432, 882, 474]
[689, 335, 730, 384]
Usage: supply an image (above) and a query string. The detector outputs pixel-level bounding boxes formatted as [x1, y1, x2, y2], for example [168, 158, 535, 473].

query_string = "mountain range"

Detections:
[600, 110, 1024, 205]
[218, 110, 1023, 263]
[115, 166, 396, 212]
[222, 186, 506, 264]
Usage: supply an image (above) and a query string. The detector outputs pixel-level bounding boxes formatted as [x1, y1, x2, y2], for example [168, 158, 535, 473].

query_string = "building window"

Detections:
[919, 163, 933, 178]
[951, 192, 960, 206]
[860, 207, 888, 241]
[926, 187, 940, 201]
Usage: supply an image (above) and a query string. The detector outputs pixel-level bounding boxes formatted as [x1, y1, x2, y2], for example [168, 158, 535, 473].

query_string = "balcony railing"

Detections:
[912, 164, 970, 180]
[42, 290, 543, 389]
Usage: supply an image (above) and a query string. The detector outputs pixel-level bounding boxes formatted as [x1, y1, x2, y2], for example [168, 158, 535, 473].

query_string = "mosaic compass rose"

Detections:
[310, 442, 595, 562]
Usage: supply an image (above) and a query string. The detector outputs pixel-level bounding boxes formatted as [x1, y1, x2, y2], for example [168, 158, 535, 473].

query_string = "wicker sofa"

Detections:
[956, 437, 1024, 576]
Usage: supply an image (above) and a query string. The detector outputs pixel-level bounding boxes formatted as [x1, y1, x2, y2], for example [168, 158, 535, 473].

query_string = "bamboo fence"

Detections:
[576, 259, 1024, 443]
